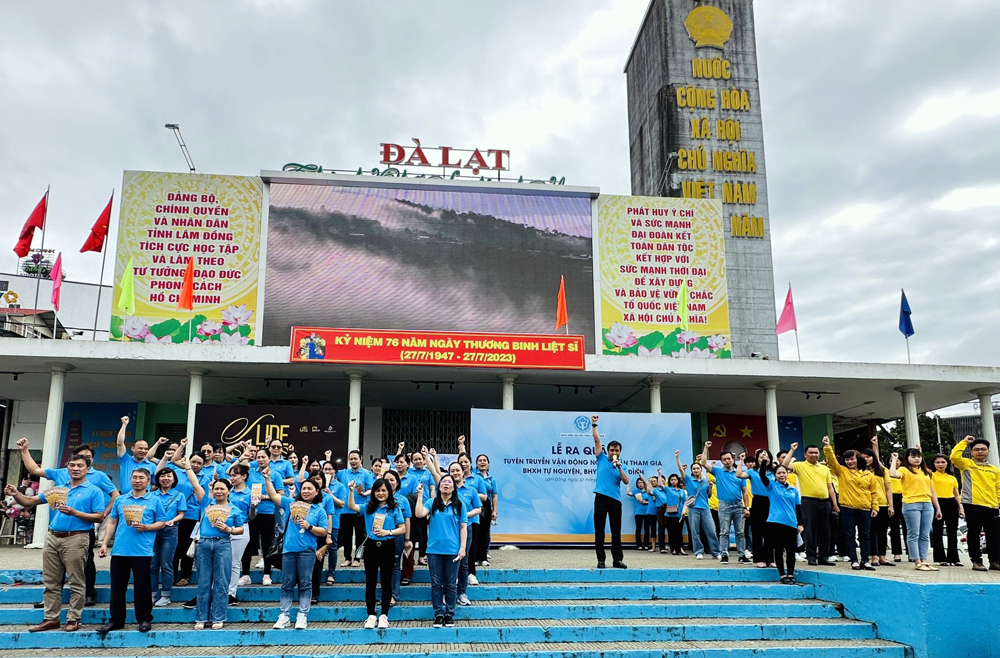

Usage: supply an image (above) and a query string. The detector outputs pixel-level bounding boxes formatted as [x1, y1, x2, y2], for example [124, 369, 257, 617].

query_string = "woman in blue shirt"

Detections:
[736, 449, 776, 568]
[184, 459, 245, 630]
[655, 470, 686, 555]
[629, 477, 650, 550]
[318, 462, 347, 587]
[676, 451, 720, 559]
[643, 475, 660, 551]
[415, 477, 466, 628]
[151, 467, 187, 607]
[738, 460, 802, 584]
[430, 456, 481, 606]
[263, 470, 328, 630]
[474, 454, 497, 567]
[225, 464, 254, 604]
[347, 477, 405, 630]
[242, 450, 285, 585]
[382, 469, 412, 607]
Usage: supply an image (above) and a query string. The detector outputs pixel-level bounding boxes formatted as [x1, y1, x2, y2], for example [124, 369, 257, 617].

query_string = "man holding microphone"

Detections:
[591, 415, 630, 569]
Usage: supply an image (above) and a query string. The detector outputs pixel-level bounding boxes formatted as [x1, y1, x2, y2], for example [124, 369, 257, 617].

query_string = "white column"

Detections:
[972, 387, 1000, 468]
[757, 381, 780, 455]
[649, 378, 663, 414]
[894, 385, 921, 449]
[500, 374, 518, 410]
[28, 362, 74, 548]
[345, 370, 367, 452]
[185, 368, 209, 456]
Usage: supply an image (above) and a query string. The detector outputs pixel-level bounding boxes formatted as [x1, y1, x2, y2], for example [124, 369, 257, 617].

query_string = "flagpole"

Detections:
[52, 307, 59, 340]
[794, 329, 801, 361]
[30, 186, 50, 339]
[906, 336, 911, 365]
[91, 190, 113, 340]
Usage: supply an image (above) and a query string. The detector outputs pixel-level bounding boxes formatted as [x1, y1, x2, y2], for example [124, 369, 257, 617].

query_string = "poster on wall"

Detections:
[59, 403, 139, 486]
[193, 405, 349, 465]
[472, 409, 692, 544]
[597, 195, 731, 358]
[110, 171, 264, 345]
[262, 183, 596, 351]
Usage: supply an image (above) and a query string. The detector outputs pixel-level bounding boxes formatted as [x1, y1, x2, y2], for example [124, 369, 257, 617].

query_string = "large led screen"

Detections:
[263, 183, 596, 351]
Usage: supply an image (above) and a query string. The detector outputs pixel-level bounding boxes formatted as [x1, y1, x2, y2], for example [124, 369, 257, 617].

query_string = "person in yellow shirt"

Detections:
[823, 437, 879, 570]
[862, 438, 895, 567]
[949, 436, 1000, 571]
[782, 443, 839, 566]
[889, 449, 942, 571]
[930, 455, 962, 567]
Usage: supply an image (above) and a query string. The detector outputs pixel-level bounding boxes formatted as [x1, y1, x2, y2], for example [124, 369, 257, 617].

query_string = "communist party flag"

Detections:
[555, 275, 568, 330]
[14, 192, 47, 258]
[80, 193, 113, 253]
[177, 257, 195, 311]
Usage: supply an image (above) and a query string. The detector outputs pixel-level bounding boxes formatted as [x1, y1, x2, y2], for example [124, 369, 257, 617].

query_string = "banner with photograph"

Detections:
[471, 409, 692, 544]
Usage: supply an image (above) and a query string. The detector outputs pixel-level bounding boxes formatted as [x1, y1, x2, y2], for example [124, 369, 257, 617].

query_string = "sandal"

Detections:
[915, 563, 932, 571]
[924, 564, 939, 571]
[194, 622, 205, 630]
[419, 557, 428, 566]
[326, 576, 335, 585]
[755, 562, 767, 568]
[351, 560, 361, 568]
[401, 578, 410, 586]
[851, 563, 861, 571]
[660, 549, 668, 554]
[212, 622, 224, 630]
[340, 561, 351, 568]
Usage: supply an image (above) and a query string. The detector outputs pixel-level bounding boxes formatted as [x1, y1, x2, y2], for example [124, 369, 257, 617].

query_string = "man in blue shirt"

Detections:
[15, 439, 120, 607]
[701, 441, 751, 564]
[591, 415, 630, 569]
[98, 468, 167, 634]
[5, 454, 105, 633]
[337, 449, 374, 566]
[115, 416, 158, 492]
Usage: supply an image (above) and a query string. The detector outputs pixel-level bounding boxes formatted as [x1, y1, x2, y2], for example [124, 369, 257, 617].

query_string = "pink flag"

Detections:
[50, 252, 63, 312]
[776, 285, 796, 335]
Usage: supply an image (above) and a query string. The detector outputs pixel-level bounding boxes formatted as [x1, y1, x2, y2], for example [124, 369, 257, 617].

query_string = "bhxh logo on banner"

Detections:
[574, 416, 592, 432]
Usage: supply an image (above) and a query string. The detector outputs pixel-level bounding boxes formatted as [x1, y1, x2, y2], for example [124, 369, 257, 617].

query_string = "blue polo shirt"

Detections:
[117, 453, 157, 492]
[337, 468, 375, 514]
[278, 496, 327, 553]
[747, 469, 770, 497]
[663, 487, 685, 517]
[173, 466, 213, 520]
[152, 488, 187, 521]
[593, 452, 622, 500]
[645, 488, 662, 516]
[408, 467, 434, 496]
[208, 459, 234, 479]
[269, 458, 295, 485]
[480, 473, 497, 500]
[684, 474, 711, 510]
[198, 497, 246, 538]
[426, 498, 466, 555]
[45, 467, 118, 508]
[633, 490, 647, 512]
[228, 486, 252, 523]
[395, 493, 412, 520]
[363, 502, 405, 540]
[765, 480, 801, 528]
[455, 483, 481, 525]
[40, 481, 105, 533]
[246, 467, 285, 515]
[711, 466, 746, 503]
[323, 480, 347, 529]
[464, 474, 487, 525]
[109, 491, 167, 556]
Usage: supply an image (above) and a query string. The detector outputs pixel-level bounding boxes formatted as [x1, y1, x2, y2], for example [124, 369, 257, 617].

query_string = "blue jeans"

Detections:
[392, 534, 405, 600]
[718, 500, 746, 555]
[688, 507, 719, 556]
[428, 553, 460, 617]
[457, 530, 474, 594]
[903, 502, 933, 561]
[195, 536, 232, 623]
[151, 525, 178, 598]
[840, 507, 871, 564]
[281, 549, 314, 616]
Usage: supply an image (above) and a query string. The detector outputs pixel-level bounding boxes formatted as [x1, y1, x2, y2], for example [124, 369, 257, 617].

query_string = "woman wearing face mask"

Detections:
[348, 477, 405, 630]
[415, 476, 466, 628]
[676, 451, 719, 559]
[429, 451, 481, 606]
[151, 467, 187, 607]
[225, 464, 253, 605]
[474, 454, 497, 566]
[889, 449, 943, 571]
[263, 470, 328, 629]
[862, 439, 895, 567]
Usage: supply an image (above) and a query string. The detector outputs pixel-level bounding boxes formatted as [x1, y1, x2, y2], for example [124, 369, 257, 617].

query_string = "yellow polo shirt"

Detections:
[824, 446, 879, 511]
[898, 468, 932, 504]
[890, 476, 902, 496]
[874, 470, 890, 507]
[708, 473, 718, 511]
[931, 472, 958, 500]
[791, 460, 832, 499]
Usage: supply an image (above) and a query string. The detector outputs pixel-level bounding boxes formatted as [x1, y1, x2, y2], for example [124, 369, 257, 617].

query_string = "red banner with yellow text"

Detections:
[290, 327, 585, 370]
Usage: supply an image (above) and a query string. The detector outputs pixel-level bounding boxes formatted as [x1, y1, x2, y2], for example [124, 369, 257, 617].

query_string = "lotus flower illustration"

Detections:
[606, 322, 638, 349]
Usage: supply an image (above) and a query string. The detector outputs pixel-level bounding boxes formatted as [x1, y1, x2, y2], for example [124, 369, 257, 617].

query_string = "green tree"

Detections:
[876, 413, 955, 458]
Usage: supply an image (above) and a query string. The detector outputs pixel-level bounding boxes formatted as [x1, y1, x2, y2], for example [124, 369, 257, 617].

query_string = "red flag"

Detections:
[555, 275, 568, 330]
[177, 258, 195, 311]
[775, 285, 797, 335]
[80, 194, 112, 253]
[14, 193, 47, 258]
[50, 252, 63, 312]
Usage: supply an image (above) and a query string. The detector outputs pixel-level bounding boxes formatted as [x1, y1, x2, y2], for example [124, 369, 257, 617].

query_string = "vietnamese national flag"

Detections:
[50, 252, 63, 311]
[177, 257, 195, 311]
[80, 194, 113, 253]
[555, 275, 568, 330]
[14, 192, 47, 258]
[775, 285, 797, 335]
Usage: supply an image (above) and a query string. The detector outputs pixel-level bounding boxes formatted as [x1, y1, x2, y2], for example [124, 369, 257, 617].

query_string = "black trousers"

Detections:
[246, 513, 278, 575]
[363, 538, 395, 616]
[801, 497, 831, 561]
[594, 494, 623, 563]
[634, 515, 646, 548]
[965, 504, 999, 564]
[476, 499, 493, 562]
[767, 522, 797, 577]
[110, 555, 152, 626]
[889, 493, 908, 556]
[341, 514, 366, 561]
[85, 528, 97, 599]
[665, 517, 683, 553]
[174, 519, 197, 581]
[871, 506, 890, 559]
[468, 524, 479, 575]
[749, 498, 770, 563]
[412, 516, 429, 560]
[932, 498, 960, 564]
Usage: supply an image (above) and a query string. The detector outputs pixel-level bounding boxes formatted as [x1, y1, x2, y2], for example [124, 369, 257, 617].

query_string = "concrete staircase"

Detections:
[0, 567, 911, 657]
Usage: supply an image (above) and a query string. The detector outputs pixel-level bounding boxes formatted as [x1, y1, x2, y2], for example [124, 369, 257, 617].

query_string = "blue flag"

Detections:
[899, 290, 914, 338]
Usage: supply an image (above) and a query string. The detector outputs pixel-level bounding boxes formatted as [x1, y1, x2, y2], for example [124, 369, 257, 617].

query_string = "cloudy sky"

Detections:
[1, 0, 998, 374]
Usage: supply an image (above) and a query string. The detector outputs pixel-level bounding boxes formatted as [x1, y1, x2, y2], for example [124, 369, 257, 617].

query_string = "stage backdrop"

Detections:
[193, 405, 349, 465]
[471, 409, 692, 544]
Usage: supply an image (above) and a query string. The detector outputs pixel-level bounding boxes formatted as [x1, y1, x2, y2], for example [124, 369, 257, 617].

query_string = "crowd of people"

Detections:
[592, 414, 1000, 583]
[8, 416, 498, 633]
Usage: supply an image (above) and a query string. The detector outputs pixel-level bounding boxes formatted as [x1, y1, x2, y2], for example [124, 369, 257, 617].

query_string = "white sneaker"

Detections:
[467, 574, 479, 585]
[262, 575, 272, 585]
[695, 554, 704, 560]
[481, 560, 489, 567]
[273, 613, 290, 629]
[744, 550, 753, 560]
[238, 575, 251, 587]
[295, 613, 308, 629]
[154, 596, 170, 607]
[457, 593, 471, 606]
[796, 553, 807, 562]
[255, 558, 265, 569]
[825, 556, 838, 564]
[377, 614, 389, 629]
[841, 556, 852, 562]
[364, 614, 377, 629]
